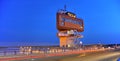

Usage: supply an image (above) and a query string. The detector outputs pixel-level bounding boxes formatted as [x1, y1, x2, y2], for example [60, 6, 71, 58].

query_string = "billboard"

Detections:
[56, 11, 84, 32]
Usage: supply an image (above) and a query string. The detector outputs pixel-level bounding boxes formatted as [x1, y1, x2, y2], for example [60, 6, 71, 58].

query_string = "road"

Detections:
[15, 49, 120, 61]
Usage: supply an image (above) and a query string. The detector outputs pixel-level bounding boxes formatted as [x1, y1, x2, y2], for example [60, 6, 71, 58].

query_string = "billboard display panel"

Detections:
[57, 12, 84, 32]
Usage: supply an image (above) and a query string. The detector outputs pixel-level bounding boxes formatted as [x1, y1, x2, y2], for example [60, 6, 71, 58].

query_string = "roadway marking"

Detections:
[77, 53, 86, 57]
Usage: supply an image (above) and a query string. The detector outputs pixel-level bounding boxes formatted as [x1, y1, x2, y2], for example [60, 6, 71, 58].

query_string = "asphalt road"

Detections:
[16, 49, 120, 61]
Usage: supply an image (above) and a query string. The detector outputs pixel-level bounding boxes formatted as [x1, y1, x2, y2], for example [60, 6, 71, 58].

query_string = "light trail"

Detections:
[0, 49, 106, 61]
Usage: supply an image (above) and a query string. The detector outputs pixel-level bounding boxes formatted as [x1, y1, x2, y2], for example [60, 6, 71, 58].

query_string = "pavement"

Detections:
[14, 49, 120, 61]
[0, 49, 106, 61]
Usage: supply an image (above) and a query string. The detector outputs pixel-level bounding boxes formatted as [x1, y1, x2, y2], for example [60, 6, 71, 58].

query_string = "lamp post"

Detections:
[80, 41, 83, 49]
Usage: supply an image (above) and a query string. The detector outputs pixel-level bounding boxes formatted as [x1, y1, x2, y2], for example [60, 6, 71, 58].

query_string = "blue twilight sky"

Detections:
[0, 0, 120, 46]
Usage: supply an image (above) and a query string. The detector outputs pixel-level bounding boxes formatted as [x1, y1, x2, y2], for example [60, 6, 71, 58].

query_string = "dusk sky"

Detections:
[0, 0, 120, 46]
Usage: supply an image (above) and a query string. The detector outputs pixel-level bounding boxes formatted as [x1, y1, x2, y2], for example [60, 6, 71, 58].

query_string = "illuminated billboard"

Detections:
[56, 11, 84, 32]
